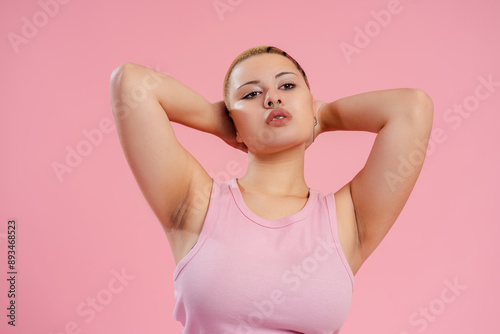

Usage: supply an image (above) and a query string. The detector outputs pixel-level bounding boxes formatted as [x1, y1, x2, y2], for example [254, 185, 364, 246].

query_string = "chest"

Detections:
[174, 224, 353, 333]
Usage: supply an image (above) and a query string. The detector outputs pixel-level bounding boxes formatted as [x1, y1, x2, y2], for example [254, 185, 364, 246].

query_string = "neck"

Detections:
[238, 144, 309, 197]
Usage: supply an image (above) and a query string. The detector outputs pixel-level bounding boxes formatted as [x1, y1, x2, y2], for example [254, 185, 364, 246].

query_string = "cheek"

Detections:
[231, 113, 255, 136]
[296, 97, 315, 118]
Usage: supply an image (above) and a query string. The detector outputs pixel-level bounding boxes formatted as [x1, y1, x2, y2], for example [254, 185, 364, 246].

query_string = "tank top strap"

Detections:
[172, 177, 221, 281]
[324, 191, 355, 290]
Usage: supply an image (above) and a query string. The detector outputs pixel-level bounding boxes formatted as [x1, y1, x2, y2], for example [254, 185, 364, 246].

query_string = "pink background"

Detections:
[1, 0, 499, 333]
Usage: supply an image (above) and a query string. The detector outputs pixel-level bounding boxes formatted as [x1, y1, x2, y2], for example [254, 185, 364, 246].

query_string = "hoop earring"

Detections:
[313, 116, 317, 143]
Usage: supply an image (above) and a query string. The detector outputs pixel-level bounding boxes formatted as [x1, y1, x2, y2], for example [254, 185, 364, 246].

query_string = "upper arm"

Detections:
[110, 62, 212, 231]
[350, 89, 434, 261]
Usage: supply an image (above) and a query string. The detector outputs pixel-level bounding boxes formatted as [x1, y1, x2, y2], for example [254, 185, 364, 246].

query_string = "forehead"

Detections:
[230, 53, 299, 88]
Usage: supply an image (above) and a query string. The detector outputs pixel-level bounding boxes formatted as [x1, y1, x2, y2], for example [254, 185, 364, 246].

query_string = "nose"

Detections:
[264, 89, 282, 109]
[267, 99, 282, 108]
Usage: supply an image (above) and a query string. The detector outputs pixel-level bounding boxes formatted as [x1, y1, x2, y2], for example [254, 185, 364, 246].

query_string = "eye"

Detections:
[242, 91, 260, 99]
[281, 83, 296, 90]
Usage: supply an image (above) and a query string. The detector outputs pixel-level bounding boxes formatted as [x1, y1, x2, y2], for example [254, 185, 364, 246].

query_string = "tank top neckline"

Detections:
[228, 177, 316, 228]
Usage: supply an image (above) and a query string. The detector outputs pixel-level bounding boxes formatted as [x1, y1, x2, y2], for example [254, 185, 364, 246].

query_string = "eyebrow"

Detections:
[236, 71, 298, 90]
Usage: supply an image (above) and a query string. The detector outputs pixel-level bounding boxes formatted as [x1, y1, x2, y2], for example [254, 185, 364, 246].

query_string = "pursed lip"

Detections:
[265, 108, 293, 124]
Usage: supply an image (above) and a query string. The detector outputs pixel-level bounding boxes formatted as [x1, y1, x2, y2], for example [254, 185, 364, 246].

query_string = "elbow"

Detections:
[410, 89, 434, 118]
[110, 62, 137, 89]
[400, 89, 434, 129]
[110, 62, 140, 117]
[407, 89, 434, 136]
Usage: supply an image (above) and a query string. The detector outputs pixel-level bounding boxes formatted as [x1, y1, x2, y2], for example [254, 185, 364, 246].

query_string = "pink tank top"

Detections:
[172, 177, 355, 333]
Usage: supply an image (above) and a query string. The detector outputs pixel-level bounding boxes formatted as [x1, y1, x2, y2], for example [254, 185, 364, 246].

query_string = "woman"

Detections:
[110, 46, 433, 333]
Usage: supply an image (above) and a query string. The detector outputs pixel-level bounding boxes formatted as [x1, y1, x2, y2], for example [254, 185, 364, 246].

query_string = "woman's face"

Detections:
[228, 53, 315, 154]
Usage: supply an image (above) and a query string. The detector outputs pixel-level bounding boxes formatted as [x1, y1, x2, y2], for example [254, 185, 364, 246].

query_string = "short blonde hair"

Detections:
[223, 46, 310, 111]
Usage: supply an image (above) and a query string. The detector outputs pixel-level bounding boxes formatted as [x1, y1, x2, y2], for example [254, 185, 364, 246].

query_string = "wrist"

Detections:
[211, 101, 230, 138]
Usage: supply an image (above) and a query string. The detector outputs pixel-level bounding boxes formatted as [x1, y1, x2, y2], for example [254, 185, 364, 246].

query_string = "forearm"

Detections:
[111, 62, 220, 135]
[319, 88, 432, 133]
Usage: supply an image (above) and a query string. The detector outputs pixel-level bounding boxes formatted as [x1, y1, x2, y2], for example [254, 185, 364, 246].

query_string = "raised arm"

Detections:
[110, 62, 239, 233]
[317, 88, 434, 264]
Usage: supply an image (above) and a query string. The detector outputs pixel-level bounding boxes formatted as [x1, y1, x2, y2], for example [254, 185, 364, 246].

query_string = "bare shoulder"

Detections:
[333, 182, 365, 276]
[165, 166, 214, 266]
